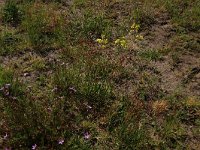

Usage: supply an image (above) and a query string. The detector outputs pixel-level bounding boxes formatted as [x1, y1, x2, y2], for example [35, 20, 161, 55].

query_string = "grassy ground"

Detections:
[0, 0, 200, 149]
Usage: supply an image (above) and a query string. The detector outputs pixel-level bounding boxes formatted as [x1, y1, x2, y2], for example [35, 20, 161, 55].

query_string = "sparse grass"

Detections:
[0, 28, 22, 55]
[68, 9, 112, 42]
[22, 2, 65, 51]
[0, 66, 13, 86]
[131, 3, 156, 28]
[164, 0, 200, 31]
[169, 34, 200, 53]
[136, 73, 164, 101]
[0, 0, 199, 149]
[53, 62, 114, 115]
[138, 49, 162, 61]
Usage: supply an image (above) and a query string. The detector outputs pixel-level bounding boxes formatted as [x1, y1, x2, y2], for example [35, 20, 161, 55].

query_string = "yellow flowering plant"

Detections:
[130, 23, 140, 33]
[96, 34, 108, 48]
[114, 36, 127, 48]
[129, 22, 144, 41]
[135, 35, 144, 41]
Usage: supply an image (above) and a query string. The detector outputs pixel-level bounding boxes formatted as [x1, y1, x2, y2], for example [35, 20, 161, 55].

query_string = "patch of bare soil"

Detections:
[152, 53, 200, 96]
[149, 27, 200, 96]
[141, 13, 173, 50]
[125, 12, 200, 97]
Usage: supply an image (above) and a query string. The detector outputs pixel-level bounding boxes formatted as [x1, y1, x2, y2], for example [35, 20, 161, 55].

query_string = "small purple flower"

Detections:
[51, 87, 58, 92]
[32, 144, 37, 150]
[3, 133, 8, 140]
[4, 147, 11, 150]
[86, 105, 92, 109]
[84, 132, 90, 140]
[58, 139, 64, 145]
[47, 107, 52, 112]
[68, 87, 77, 93]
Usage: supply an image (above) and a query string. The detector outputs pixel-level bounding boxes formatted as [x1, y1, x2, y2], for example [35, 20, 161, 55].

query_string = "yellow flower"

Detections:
[96, 35, 108, 48]
[120, 40, 127, 48]
[101, 34, 106, 39]
[131, 23, 140, 32]
[96, 38, 107, 44]
[120, 40, 125, 44]
[96, 38, 102, 43]
[135, 24, 140, 30]
[101, 45, 106, 48]
[131, 23, 136, 29]
[114, 37, 127, 48]
[135, 35, 144, 40]
[104, 39, 108, 44]
[114, 39, 120, 44]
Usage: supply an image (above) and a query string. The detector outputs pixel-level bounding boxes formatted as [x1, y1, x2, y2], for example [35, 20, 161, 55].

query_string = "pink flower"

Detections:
[3, 133, 8, 140]
[84, 132, 90, 140]
[32, 144, 37, 150]
[58, 139, 64, 145]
